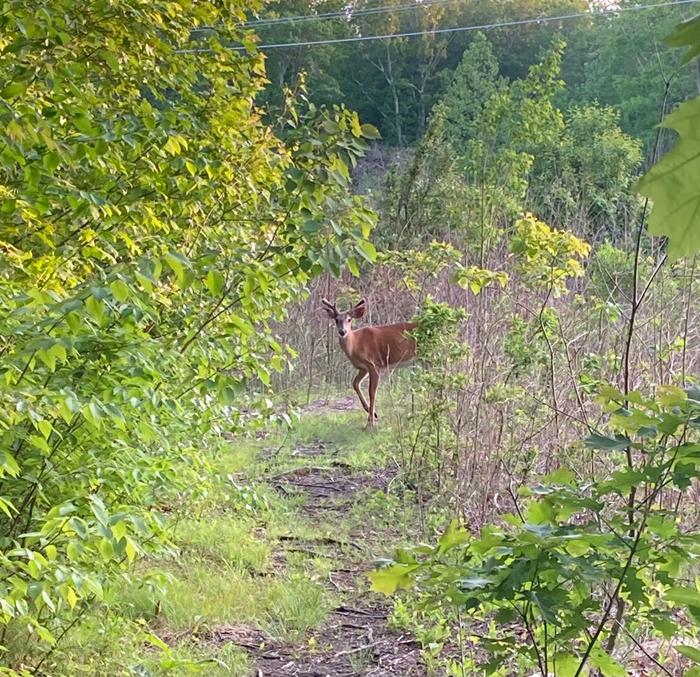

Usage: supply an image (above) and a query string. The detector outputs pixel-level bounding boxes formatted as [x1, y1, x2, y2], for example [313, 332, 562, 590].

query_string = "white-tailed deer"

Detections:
[321, 298, 416, 428]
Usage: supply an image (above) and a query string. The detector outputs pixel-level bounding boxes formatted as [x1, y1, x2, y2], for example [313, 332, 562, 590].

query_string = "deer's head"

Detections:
[321, 298, 366, 338]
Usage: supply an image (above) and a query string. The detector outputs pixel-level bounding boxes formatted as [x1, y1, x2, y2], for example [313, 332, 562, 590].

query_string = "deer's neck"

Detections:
[339, 330, 356, 358]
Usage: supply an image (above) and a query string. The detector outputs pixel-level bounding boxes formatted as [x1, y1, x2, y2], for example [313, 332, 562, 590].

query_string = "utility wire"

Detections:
[244, 0, 462, 29]
[176, 0, 699, 53]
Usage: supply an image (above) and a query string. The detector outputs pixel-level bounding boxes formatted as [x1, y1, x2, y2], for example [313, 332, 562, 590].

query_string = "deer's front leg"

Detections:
[353, 368, 378, 420]
[352, 368, 370, 413]
[367, 368, 380, 429]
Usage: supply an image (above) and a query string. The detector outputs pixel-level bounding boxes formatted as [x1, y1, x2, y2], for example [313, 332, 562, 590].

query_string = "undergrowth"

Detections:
[19, 404, 420, 676]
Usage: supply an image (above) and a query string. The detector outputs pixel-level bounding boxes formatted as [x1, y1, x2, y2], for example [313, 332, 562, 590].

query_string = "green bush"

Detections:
[0, 0, 376, 666]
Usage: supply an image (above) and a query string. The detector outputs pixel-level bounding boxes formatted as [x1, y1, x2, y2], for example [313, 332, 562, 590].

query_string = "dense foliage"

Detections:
[0, 0, 376, 667]
[359, 9, 700, 676]
[253, 0, 699, 148]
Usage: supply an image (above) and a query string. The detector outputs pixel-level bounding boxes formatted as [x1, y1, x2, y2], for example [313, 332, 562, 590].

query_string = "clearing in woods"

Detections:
[123, 395, 432, 677]
[47, 396, 435, 675]
[244, 396, 426, 676]
[48, 395, 453, 675]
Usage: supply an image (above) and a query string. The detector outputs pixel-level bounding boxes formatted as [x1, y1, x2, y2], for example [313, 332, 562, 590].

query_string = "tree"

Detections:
[382, 36, 566, 262]
[561, 0, 699, 148]
[0, 0, 376, 662]
[255, 0, 587, 145]
[440, 32, 507, 147]
[530, 103, 643, 235]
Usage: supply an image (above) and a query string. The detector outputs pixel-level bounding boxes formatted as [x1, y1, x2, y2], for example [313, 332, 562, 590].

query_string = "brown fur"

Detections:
[322, 297, 416, 428]
[340, 323, 417, 371]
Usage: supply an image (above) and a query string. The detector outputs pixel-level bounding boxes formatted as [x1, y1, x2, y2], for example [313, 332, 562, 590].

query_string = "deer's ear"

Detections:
[321, 298, 337, 319]
[349, 298, 366, 319]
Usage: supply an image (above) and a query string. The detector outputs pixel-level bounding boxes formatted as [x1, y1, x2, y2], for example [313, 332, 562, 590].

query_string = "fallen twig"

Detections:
[333, 605, 386, 618]
[335, 640, 382, 658]
[277, 534, 361, 550]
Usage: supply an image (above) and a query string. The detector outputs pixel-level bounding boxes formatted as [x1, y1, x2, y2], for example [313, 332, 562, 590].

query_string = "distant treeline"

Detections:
[254, 0, 700, 148]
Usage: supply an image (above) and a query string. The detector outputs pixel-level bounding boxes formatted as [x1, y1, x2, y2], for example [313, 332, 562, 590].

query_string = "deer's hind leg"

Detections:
[353, 368, 378, 420]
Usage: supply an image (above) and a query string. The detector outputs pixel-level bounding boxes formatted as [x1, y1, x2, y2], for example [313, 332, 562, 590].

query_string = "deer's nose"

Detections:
[338, 329, 347, 338]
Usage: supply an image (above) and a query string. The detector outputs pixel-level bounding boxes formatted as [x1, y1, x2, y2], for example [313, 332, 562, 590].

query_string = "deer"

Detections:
[321, 297, 417, 428]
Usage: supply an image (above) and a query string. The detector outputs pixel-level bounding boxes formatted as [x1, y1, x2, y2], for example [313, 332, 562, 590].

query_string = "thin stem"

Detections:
[606, 76, 672, 658]
[681, 255, 696, 385]
[576, 432, 686, 676]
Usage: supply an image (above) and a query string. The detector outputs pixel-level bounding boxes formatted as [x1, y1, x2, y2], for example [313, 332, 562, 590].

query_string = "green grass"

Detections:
[154, 567, 331, 639]
[112, 511, 337, 640]
[27, 399, 408, 675]
[276, 407, 397, 471]
[210, 439, 261, 476]
[35, 614, 251, 676]
[173, 516, 271, 573]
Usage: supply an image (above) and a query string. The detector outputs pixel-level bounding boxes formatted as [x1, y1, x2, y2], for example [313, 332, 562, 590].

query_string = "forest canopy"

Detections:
[255, 0, 700, 147]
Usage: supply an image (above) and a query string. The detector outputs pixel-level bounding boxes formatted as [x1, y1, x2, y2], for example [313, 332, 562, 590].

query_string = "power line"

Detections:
[176, 0, 699, 53]
[244, 0, 462, 29]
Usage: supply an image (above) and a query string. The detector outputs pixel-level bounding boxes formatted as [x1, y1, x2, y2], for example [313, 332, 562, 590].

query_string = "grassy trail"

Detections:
[241, 396, 425, 675]
[51, 396, 428, 675]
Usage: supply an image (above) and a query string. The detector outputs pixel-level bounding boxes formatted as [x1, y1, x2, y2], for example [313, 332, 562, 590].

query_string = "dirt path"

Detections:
[243, 400, 427, 676]
[250, 464, 425, 676]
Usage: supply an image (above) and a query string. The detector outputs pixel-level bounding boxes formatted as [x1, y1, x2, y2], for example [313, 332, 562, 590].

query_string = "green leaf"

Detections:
[356, 240, 377, 264]
[360, 123, 381, 139]
[0, 450, 20, 477]
[658, 384, 687, 407]
[74, 114, 98, 136]
[67, 540, 84, 562]
[43, 152, 60, 171]
[124, 537, 138, 563]
[99, 539, 114, 560]
[346, 256, 360, 277]
[206, 270, 225, 296]
[438, 519, 469, 553]
[163, 136, 181, 155]
[60, 584, 78, 609]
[532, 591, 559, 626]
[85, 295, 105, 323]
[1, 80, 27, 98]
[456, 576, 491, 590]
[0, 497, 14, 518]
[166, 252, 190, 288]
[90, 497, 109, 526]
[70, 517, 89, 540]
[584, 433, 630, 451]
[29, 435, 50, 455]
[112, 520, 127, 541]
[110, 279, 130, 302]
[302, 218, 321, 234]
[144, 631, 170, 651]
[100, 49, 119, 72]
[666, 585, 700, 608]
[553, 653, 579, 677]
[37, 348, 56, 372]
[82, 401, 103, 428]
[350, 112, 362, 137]
[38, 418, 53, 440]
[638, 96, 700, 260]
[678, 645, 700, 664]
[589, 648, 626, 677]
[651, 614, 678, 639]
[665, 14, 700, 63]
[368, 563, 419, 595]
[36, 624, 55, 644]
